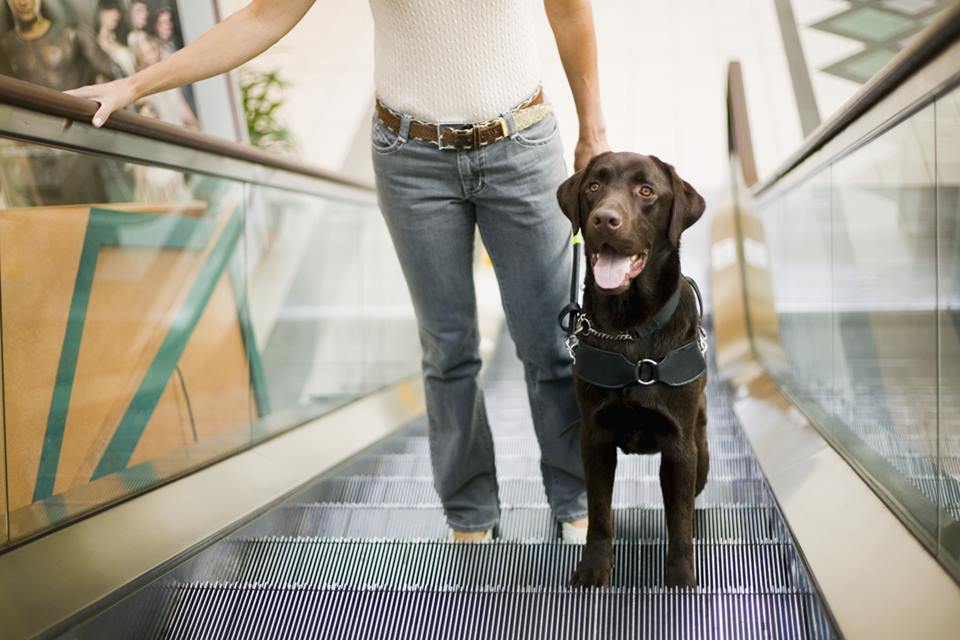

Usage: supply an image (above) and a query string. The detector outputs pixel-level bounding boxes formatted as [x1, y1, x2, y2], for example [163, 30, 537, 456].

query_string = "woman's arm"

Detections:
[544, 0, 609, 170]
[67, 0, 316, 127]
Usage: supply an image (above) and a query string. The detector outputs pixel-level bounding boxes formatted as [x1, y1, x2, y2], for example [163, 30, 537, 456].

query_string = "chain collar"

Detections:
[574, 315, 636, 342]
[562, 279, 707, 364]
[571, 283, 685, 344]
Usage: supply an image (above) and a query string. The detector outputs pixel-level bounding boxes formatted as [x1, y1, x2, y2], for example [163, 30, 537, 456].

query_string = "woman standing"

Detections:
[67, 0, 608, 543]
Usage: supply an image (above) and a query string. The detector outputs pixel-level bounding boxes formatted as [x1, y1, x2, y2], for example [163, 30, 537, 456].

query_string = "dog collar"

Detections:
[575, 285, 683, 342]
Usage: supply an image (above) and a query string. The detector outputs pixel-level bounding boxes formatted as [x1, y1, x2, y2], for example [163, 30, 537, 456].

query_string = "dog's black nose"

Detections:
[590, 208, 622, 230]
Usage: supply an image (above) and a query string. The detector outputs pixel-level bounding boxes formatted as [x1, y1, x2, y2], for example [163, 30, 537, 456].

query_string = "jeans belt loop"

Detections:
[398, 114, 412, 143]
[500, 109, 519, 139]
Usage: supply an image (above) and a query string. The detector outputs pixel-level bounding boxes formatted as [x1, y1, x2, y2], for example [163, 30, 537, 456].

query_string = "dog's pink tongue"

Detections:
[594, 250, 631, 289]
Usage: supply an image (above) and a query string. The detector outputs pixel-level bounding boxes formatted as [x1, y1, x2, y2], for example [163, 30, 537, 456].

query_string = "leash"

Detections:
[557, 233, 707, 389]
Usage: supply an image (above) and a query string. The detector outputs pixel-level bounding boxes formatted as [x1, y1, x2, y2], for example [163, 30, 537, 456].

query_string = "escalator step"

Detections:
[175, 539, 812, 591]
[304, 477, 771, 507]
[338, 452, 763, 479]
[241, 505, 789, 542]
[377, 433, 755, 457]
[118, 585, 833, 640]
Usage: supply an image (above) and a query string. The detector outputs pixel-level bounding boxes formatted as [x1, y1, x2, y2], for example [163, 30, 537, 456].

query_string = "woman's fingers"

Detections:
[92, 102, 114, 128]
[64, 85, 112, 127]
[63, 80, 132, 127]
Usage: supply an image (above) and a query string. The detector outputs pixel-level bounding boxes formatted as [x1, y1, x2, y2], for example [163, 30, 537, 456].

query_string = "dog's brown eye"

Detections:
[639, 185, 654, 197]
[587, 182, 600, 193]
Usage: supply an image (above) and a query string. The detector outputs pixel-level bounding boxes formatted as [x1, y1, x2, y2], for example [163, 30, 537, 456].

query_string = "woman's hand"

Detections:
[65, 77, 139, 128]
[63, 1, 316, 128]
[574, 129, 610, 171]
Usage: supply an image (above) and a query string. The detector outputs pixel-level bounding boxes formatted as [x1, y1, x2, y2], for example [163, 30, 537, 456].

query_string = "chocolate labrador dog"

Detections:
[557, 152, 708, 588]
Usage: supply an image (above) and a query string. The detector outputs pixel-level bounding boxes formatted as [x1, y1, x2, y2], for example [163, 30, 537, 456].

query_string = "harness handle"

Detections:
[558, 302, 581, 334]
[559, 232, 584, 336]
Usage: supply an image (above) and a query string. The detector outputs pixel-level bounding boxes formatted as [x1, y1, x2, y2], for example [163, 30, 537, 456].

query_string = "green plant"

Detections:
[239, 68, 296, 154]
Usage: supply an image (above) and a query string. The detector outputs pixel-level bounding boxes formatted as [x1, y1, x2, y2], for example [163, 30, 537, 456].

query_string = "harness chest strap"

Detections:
[573, 336, 706, 389]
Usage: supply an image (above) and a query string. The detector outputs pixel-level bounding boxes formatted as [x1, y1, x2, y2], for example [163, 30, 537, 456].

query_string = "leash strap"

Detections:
[558, 232, 583, 334]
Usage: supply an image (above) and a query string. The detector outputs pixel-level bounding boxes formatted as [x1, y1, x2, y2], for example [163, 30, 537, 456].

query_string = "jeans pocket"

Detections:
[513, 113, 560, 148]
[371, 118, 406, 155]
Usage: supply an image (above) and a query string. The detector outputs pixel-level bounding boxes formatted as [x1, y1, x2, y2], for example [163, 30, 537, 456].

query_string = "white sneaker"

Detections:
[448, 528, 493, 543]
[560, 520, 588, 544]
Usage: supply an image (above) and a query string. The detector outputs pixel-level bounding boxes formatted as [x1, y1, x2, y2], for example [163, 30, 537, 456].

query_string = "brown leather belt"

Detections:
[375, 88, 549, 150]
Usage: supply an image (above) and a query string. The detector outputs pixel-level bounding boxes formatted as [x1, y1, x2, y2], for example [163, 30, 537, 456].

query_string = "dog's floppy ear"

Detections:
[556, 170, 585, 234]
[652, 156, 705, 247]
[556, 152, 611, 234]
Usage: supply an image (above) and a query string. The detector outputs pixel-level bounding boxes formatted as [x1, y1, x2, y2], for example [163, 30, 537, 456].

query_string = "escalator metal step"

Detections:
[338, 451, 763, 479]
[242, 504, 788, 542]
[177, 539, 811, 591]
[92, 584, 834, 640]
[304, 477, 771, 506]
[376, 433, 755, 457]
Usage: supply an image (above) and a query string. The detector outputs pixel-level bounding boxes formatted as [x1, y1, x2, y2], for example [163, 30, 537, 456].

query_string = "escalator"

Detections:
[69, 332, 835, 639]
[3, 4, 960, 639]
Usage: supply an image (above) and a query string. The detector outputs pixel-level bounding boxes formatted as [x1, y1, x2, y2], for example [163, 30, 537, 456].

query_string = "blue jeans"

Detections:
[371, 106, 587, 531]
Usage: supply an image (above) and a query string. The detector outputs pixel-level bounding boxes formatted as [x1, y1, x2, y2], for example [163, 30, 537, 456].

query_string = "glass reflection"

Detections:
[937, 88, 960, 569]
[759, 104, 944, 550]
[760, 172, 833, 409]
[0, 135, 419, 546]
[831, 104, 938, 533]
[0, 146, 251, 541]
[245, 186, 419, 422]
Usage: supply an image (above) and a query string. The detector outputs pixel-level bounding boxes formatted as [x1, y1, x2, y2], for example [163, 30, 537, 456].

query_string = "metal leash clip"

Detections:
[564, 334, 579, 362]
[574, 315, 590, 336]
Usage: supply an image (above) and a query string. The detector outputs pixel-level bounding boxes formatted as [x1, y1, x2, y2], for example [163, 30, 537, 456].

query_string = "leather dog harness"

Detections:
[558, 233, 708, 389]
[375, 87, 551, 150]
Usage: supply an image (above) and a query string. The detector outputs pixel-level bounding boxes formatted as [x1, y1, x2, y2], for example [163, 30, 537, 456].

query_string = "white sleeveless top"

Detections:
[368, 0, 542, 123]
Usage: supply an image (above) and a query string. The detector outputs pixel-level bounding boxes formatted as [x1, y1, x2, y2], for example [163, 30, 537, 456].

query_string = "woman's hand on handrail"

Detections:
[65, 0, 316, 128]
[66, 77, 139, 127]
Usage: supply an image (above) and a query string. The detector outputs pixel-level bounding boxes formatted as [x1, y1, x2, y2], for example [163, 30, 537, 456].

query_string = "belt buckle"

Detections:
[437, 122, 472, 150]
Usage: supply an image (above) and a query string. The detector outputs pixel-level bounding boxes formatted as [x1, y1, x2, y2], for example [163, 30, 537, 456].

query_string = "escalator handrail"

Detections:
[0, 74, 374, 192]
[726, 60, 758, 190]
[747, 1, 960, 196]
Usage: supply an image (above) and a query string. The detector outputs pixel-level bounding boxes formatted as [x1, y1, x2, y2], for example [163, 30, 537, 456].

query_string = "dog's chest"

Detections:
[591, 396, 674, 454]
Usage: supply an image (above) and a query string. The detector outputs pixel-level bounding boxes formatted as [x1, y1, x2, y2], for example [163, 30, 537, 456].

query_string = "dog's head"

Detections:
[557, 152, 705, 295]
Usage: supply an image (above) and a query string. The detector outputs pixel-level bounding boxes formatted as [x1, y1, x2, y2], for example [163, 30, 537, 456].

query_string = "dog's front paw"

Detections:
[569, 550, 613, 588]
[664, 560, 697, 588]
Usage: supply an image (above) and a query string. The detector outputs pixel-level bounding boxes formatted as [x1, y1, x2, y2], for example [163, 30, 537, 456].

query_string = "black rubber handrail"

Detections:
[0, 74, 374, 192]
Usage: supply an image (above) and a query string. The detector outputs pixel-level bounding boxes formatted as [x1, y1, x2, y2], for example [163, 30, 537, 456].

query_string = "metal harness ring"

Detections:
[636, 358, 659, 386]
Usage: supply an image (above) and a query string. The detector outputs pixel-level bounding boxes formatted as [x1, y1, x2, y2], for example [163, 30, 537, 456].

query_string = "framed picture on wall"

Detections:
[0, 0, 241, 135]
